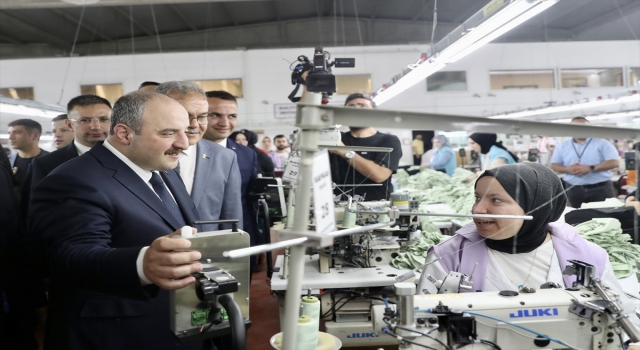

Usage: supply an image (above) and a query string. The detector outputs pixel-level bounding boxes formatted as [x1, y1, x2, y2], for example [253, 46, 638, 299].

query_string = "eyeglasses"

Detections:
[190, 116, 209, 125]
[70, 117, 111, 125]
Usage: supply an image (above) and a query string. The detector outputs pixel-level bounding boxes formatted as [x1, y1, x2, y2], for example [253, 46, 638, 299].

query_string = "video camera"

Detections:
[289, 46, 355, 102]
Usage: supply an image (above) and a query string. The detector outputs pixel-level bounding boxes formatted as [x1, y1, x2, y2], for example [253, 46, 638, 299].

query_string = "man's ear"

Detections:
[64, 119, 74, 131]
[113, 124, 132, 145]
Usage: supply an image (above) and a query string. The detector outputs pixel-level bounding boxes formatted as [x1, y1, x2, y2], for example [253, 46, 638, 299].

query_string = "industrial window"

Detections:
[81, 84, 123, 104]
[427, 71, 467, 91]
[560, 68, 623, 88]
[630, 67, 640, 87]
[490, 70, 554, 90]
[335, 74, 371, 95]
[0, 87, 34, 100]
[193, 79, 243, 98]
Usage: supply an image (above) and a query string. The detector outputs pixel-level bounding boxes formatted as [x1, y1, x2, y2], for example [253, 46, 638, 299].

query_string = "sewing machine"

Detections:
[372, 260, 640, 349]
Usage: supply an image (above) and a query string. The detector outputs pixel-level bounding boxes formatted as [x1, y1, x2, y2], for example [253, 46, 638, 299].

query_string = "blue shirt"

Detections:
[480, 145, 516, 168]
[430, 146, 457, 176]
[550, 138, 619, 185]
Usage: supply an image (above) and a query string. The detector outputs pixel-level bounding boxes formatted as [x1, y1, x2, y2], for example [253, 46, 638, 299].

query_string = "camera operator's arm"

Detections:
[331, 146, 392, 183]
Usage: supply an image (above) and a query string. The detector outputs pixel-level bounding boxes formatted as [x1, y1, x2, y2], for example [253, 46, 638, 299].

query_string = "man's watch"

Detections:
[344, 151, 356, 159]
[590, 165, 595, 172]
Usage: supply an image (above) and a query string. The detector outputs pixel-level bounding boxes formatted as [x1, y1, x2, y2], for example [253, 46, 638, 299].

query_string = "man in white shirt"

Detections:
[156, 81, 242, 232]
[29, 91, 210, 350]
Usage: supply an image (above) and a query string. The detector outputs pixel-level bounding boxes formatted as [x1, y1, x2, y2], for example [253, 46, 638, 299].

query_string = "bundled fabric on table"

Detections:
[391, 229, 449, 270]
[393, 168, 476, 225]
[575, 218, 640, 279]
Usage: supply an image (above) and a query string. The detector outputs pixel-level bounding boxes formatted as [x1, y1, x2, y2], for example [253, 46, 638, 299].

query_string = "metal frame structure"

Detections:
[223, 95, 640, 349]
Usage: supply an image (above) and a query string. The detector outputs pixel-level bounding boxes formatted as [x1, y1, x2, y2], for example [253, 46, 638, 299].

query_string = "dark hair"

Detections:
[67, 94, 112, 114]
[345, 93, 376, 108]
[52, 114, 68, 122]
[571, 116, 589, 123]
[8, 119, 42, 134]
[139, 81, 160, 89]
[231, 129, 259, 148]
[205, 90, 237, 103]
[274, 134, 287, 141]
[109, 91, 167, 135]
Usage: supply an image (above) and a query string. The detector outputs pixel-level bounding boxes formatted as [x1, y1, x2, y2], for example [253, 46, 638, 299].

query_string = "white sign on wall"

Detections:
[273, 100, 345, 120]
[273, 103, 297, 119]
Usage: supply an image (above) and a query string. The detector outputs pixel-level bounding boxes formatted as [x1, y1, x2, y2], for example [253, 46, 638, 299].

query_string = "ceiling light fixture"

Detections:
[0, 103, 61, 119]
[550, 110, 640, 123]
[490, 91, 639, 119]
[371, 0, 560, 106]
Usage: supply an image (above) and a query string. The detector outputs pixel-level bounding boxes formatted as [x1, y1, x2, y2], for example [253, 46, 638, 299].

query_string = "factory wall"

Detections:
[1, 40, 639, 164]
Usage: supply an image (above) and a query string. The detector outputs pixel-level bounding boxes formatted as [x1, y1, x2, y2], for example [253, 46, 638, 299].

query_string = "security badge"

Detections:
[12, 167, 17, 175]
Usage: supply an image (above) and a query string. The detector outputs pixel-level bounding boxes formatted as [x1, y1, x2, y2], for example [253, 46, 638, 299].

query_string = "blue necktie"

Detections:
[149, 172, 186, 227]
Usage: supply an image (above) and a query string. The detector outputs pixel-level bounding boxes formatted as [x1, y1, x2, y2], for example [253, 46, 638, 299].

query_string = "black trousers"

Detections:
[413, 154, 421, 166]
[564, 180, 615, 208]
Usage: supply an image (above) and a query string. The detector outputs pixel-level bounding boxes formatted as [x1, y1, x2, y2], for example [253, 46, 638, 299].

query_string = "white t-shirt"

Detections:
[486, 240, 560, 291]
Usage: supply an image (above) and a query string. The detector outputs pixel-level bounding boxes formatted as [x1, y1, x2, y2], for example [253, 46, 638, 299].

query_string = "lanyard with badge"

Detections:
[571, 138, 592, 163]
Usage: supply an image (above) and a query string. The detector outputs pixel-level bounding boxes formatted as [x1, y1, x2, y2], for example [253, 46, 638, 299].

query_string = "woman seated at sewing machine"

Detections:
[417, 163, 639, 326]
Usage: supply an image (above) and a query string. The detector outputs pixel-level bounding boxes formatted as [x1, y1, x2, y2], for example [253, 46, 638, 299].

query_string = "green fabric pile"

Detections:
[394, 168, 452, 191]
[391, 229, 449, 269]
[575, 218, 640, 279]
[393, 168, 476, 224]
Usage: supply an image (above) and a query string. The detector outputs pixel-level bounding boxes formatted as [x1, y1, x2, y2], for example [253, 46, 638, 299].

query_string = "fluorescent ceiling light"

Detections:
[0, 102, 62, 119]
[372, 0, 560, 105]
[0, 133, 53, 141]
[490, 92, 640, 119]
[550, 110, 640, 123]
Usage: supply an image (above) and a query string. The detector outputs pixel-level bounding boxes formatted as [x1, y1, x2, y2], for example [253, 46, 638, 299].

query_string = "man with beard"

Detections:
[551, 117, 620, 208]
[29, 91, 209, 350]
[330, 93, 402, 201]
[156, 81, 242, 232]
[273, 135, 290, 168]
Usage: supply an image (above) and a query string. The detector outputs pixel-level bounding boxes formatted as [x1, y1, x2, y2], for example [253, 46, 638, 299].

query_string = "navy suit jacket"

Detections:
[30, 141, 79, 189]
[29, 143, 209, 350]
[190, 139, 243, 232]
[226, 139, 258, 241]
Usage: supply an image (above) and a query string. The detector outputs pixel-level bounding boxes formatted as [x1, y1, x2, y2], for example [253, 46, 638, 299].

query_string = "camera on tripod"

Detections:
[289, 46, 355, 100]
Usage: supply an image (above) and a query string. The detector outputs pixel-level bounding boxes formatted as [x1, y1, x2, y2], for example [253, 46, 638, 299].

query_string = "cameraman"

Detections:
[330, 94, 402, 200]
[299, 73, 402, 200]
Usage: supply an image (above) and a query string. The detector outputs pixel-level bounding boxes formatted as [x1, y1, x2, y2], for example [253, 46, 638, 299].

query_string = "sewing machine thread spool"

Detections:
[378, 211, 390, 223]
[342, 209, 356, 228]
[296, 315, 318, 350]
[301, 296, 320, 324]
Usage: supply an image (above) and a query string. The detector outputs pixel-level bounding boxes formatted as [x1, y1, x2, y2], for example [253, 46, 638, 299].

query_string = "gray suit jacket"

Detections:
[191, 139, 243, 232]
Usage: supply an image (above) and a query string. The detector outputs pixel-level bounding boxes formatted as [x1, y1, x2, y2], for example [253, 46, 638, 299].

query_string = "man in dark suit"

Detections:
[29, 95, 112, 189]
[7, 119, 48, 191]
[156, 81, 242, 233]
[0, 148, 37, 350]
[203, 91, 259, 266]
[29, 91, 209, 350]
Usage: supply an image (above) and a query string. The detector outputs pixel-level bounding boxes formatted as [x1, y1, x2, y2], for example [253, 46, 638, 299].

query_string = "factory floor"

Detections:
[248, 267, 397, 350]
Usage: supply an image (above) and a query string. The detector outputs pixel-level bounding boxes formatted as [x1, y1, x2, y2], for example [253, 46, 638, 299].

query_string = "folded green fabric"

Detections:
[393, 168, 476, 226]
[575, 218, 640, 279]
[580, 198, 625, 209]
[391, 229, 449, 270]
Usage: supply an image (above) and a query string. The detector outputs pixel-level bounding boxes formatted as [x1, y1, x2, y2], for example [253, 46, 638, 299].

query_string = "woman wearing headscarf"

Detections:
[423, 135, 457, 176]
[231, 129, 275, 174]
[468, 133, 518, 171]
[417, 164, 639, 309]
